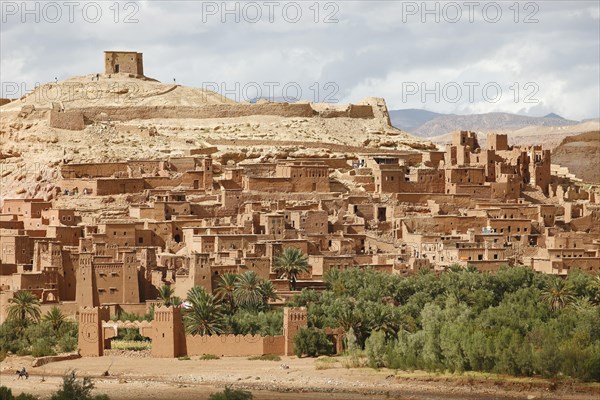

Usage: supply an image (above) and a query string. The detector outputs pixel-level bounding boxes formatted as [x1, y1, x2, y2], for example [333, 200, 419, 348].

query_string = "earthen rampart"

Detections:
[61, 102, 378, 124]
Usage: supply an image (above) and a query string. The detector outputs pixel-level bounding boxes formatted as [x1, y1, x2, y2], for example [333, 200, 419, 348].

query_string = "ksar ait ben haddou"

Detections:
[1, 2, 599, 400]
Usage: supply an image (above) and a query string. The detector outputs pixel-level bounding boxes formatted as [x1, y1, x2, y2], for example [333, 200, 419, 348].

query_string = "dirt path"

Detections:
[1, 355, 597, 400]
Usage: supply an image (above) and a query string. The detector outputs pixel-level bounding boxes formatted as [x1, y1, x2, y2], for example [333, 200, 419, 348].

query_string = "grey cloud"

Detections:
[1, 0, 598, 119]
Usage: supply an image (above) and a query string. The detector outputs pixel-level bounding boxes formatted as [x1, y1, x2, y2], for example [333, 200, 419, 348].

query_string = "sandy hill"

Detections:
[0, 74, 432, 200]
[1, 74, 235, 112]
[552, 131, 600, 184]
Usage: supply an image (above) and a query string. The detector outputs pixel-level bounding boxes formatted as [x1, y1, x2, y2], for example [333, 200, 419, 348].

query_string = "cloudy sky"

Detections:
[1, 1, 599, 119]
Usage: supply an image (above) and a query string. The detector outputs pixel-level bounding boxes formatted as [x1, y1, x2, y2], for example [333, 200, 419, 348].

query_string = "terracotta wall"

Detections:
[184, 335, 285, 356]
[244, 177, 293, 192]
[61, 163, 128, 179]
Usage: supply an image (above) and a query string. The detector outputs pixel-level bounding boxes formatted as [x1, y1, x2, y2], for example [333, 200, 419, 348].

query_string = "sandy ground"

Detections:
[1, 355, 598, 400]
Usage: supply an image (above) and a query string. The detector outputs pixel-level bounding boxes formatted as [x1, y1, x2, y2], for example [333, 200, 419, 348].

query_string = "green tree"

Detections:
[6, 291, 41, 331]
[234, 271, 263, 309]
[183, 286, 225, 335]
[43, 306, 66, 332]
[273, 247, 310, 290]
[541, 277, 575, 311]
[293, 327, 333, 357]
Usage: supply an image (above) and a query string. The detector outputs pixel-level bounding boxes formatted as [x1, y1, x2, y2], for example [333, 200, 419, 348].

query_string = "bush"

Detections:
[365, 330, 387, 368]
[0, 387, 36, 400]
[208, 387, 253, 400]
[117, 328, 149, 342]
[0, 319, 78, 358]
[293, 327, 333, 357]
[15, 394, 38, 400]
[49, 372, 110, 400]
[57, 336, 78, 353]
[16, 347, 31, 356]
[247, 354, 281, 361]
[110, 340, 151, 351]
[1, 386, 14, 400]
[31, 338, 56, 357]
[199, 354, 220, 360]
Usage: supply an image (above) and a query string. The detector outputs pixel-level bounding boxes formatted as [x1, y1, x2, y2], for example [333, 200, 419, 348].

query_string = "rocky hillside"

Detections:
[552, 131, 600, 184]
[388, 109, 443, 134]
[0, 74, 433, 201]
[390, 110, 580, 137]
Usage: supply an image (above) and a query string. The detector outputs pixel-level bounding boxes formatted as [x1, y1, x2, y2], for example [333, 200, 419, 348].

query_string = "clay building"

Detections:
[104, 51, 144, 76]
[2, 122, 597, 334]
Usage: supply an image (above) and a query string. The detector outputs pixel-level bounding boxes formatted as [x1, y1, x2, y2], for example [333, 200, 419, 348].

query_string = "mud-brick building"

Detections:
[76, 249, 141, 307]
[104, 51, 144, 76]
[243, 160, 330, 192]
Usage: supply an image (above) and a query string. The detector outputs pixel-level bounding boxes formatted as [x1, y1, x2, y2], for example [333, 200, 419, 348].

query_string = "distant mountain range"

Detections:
[389, 109, 583, 137]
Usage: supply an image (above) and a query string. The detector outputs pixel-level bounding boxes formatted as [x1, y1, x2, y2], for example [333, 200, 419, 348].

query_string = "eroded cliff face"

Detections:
[552, 131, 600, 184]
[0, 74, 434, 201]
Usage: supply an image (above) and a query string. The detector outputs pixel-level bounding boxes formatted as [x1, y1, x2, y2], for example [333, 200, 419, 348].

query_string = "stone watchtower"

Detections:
[283, 307, 308, 356]
[104, 51, 144, 76]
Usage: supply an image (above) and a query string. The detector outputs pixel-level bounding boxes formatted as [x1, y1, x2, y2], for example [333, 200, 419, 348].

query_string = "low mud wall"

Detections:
[68, 102, 376, 123]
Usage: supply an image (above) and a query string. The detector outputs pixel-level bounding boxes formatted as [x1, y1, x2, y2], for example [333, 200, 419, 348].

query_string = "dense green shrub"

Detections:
[225, 309, 283, 336]
[31, 338, 56, 357]
[293, 327, 333, 357]
[0, 317, 78, 357]
[0, 386, 39, 400]
[290, 267, 600, 381]
[57, 335, 78, 353]
[364, 330, 386, 368]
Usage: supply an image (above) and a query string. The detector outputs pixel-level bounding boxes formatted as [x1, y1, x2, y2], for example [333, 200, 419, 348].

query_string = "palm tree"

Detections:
[258, 280, 279, 308]
[215, 273, 238, 313]
[541, 276, 575, 311]
[43, 306, 66, 332]
[183, 286, 225, 335]
[158, 284, 175, 307]
[569, 297, 594, 312]
[234, 271, 263, 309]
[334, 304, 364, 342]
[273, 247, 310, 290]
[171, 296, 183, 306]
[447, 263, 477, 273]
[6, 290, 41, 330]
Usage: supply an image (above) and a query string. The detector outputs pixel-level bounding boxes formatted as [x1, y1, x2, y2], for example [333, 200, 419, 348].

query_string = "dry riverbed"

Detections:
[1, 355, 598, 400]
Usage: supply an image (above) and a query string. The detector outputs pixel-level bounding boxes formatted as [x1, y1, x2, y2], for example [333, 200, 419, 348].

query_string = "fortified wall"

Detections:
[62, 102, 374, 123]
[78, 306, 313, 358]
